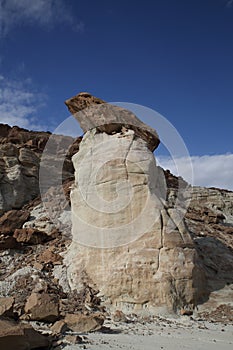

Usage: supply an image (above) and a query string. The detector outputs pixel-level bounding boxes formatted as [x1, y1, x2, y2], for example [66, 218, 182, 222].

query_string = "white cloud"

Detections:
[157, 154, 233, 191]
[0, 0, 82, 37]
[0, 75, 47, 130]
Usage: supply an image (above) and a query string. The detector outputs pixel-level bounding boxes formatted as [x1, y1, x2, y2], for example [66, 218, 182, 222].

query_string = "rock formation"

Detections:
[65, 93, 206, 315]
[0, 112, 232, 348]
[0, 318, 50, 350]
[184, 186, 233, 315]
[0, 124, 77, 215]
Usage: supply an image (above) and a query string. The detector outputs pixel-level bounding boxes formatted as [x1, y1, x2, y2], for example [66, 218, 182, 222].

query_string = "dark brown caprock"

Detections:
[65, 92, 160, 152]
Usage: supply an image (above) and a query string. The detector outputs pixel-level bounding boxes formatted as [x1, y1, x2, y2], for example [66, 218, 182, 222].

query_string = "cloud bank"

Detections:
[0, 75, 47, 130]
[0, 0, 83, 37]
[158, 154, 233, 191]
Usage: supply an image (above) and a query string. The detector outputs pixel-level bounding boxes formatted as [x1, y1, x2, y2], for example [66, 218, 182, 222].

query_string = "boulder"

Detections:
[37, 247, 62, 265]
[112, 310, 128, 322]
[0, 210, 30, 235]
[24, 292, 59, 322]
[0, 317, 50, 350]
[65, 92, 160, 152]
[64, 313, 105, 332]
[0, 297, 15, 318]
[63, 334, 88, 345]
[13, 228, 51, 245]
[0, 235, 19, 250]
[50, 320, 68, 335]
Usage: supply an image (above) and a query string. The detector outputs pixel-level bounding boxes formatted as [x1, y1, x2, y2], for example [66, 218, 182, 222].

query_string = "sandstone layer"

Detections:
[65, 124, 205, 315]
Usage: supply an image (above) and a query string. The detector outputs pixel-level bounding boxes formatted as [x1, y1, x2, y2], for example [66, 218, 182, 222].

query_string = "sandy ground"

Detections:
[62, 316, 233, 350]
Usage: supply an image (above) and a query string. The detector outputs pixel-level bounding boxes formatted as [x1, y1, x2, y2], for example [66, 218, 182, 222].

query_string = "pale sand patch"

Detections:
[63, 317, 233, 350]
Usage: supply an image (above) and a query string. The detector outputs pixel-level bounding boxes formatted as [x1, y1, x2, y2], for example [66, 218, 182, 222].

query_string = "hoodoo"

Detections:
[65, 92, 205, 315]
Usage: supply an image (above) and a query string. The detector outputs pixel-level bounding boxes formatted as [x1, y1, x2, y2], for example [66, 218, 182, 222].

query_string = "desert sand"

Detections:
[62, 315, 233, 350]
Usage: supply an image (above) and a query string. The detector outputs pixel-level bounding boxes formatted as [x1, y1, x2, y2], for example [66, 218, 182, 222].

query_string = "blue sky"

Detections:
[0, 0, 232, 190]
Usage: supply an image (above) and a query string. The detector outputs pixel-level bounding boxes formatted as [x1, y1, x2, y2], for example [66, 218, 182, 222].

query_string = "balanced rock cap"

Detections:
[65, 92, 160, 152]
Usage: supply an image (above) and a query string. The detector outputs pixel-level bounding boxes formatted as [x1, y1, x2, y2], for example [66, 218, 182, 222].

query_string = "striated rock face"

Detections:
[65, 102, 206, 315]
[0, 124, 49, 214]
[65, 92, 160, 152]
[183, 187, 233, 314]
[189, 186, 233, 225]
[0, 124, 79, 215]
[0, 143, 40, 213]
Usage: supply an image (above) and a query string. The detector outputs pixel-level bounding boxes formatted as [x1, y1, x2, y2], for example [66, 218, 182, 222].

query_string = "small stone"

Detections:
[37, 247, 62, 264]
[112, 310, 128, 322]
[13, 228, 50, 245]
[64, 334, 82, 344]
[0, 235, 19, 250]
[33, 262, 43, 270]
[50, 320, 68, 335]
[180, 309, 193, 316]
[64, 313, 105, 333]
[0, 297, 15, 318]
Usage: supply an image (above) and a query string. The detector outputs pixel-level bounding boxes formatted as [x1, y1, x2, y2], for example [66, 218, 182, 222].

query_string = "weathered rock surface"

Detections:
[0, 138, 41, 214]
[0, 123, 78, 215]
[184, 187, 233, 314]
[189, 186, 233, 225]
[65, 92, 160, 151]
[65, 128, 205, 315]
[162, 172, 233, 316]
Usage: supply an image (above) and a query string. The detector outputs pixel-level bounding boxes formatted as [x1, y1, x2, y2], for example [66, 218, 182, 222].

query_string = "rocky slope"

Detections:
[0, 117, 232, 348]
[0, 124, 79, 215]
[185, 186, 233, 318]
